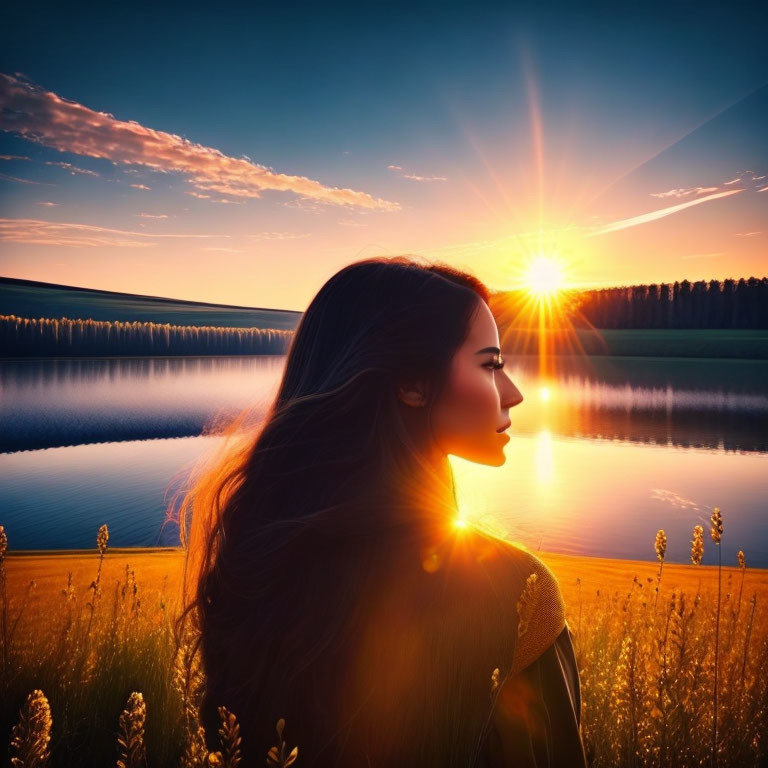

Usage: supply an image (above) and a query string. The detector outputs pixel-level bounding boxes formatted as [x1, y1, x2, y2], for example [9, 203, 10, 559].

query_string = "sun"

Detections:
[524, 255, 564, 298]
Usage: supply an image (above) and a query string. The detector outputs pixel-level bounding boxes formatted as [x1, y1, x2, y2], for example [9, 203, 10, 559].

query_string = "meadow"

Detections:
[1, 518, 765, 767]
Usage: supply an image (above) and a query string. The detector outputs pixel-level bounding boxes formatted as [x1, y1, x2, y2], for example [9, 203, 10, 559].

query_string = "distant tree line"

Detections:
[573, 277, 768, 329]
[0, 315, 293, 357]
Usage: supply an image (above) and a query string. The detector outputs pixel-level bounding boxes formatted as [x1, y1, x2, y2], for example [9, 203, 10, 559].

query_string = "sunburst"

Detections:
[524, 255, 564, 298]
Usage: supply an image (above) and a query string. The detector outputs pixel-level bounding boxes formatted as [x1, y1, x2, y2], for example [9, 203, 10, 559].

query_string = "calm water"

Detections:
[1, 355, 766, 566]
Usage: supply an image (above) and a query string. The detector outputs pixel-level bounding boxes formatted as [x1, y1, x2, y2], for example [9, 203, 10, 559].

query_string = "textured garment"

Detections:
[481, 622, 588, 768]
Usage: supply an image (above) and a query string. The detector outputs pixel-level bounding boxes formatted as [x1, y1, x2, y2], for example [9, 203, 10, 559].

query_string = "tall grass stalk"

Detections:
[654, 529, 667, 611]
[710, 507, 723, 768]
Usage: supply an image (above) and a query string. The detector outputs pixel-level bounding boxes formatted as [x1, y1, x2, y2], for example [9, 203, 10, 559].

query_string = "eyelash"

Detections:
[483, 360, 505, 371]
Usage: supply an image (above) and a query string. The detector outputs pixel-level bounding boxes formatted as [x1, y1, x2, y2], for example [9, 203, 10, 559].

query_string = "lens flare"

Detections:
[524, 255, 564, 298]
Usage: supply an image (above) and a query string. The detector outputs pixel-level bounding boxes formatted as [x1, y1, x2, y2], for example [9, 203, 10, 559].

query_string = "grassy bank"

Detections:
[2, 543, 766, 766]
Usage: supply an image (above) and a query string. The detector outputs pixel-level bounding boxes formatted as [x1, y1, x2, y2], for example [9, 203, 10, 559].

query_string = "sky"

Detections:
[0, 0, 766, 312]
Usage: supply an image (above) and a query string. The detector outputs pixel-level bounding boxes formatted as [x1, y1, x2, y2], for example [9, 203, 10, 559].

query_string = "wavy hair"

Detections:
[171, 255, 519, 765]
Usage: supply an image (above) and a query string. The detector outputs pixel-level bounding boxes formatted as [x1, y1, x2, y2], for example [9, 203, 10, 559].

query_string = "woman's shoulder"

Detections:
[468, 528, 567, 674]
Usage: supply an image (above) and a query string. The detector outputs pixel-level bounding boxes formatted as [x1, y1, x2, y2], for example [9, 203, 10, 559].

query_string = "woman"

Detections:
[173, 255, 587, 767]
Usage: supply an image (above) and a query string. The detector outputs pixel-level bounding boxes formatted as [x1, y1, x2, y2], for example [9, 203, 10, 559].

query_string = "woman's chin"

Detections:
[453, 446, 508, 467]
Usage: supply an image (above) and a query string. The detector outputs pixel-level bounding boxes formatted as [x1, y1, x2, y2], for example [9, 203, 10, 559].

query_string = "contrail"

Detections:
[591, 188, 743, 236]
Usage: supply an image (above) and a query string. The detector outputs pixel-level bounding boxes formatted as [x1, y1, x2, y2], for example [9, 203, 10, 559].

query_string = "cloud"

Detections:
[650, 186, 719, 199]
[0, 154, 31, 161]
[136, 212, 169, 219]
[36, 201, 60, 206]
[130, 183, 151, 190]
[0, 217, 229, 248]
[723, 177, 742, 185]
[758, 185, 768, 193]
[402, 172, 448, 182]
[45, 160, 99, 176]
[0, 172, 51, 185]
[388, 164, 447, 182]
[0, 72, 400, 211]
[591, 189, 743, 236]
[243, 231, 311, 241]
[680, 252, 724, 259]
[734, 231, 761, 237]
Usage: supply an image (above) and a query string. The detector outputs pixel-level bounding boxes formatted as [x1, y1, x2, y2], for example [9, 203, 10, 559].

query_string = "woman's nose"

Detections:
[501, 373, 523, 409]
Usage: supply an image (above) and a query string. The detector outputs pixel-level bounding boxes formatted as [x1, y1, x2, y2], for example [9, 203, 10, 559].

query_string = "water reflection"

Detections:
[507, 356, 768, 453]
[3, 354, 765, 453]
[0, 356, 284, 452]
[1, 353, 766, 564]
[451, 428, 768, 568]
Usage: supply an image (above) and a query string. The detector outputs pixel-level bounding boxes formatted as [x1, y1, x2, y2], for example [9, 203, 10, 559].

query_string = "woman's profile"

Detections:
[173, 255, 588, 767]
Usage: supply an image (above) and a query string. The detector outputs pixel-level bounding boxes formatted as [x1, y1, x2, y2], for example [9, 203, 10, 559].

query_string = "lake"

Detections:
[1, 354, 766, 567]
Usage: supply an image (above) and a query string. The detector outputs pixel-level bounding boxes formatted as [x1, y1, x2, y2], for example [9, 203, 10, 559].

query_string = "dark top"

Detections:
[480, 623, 588, 768]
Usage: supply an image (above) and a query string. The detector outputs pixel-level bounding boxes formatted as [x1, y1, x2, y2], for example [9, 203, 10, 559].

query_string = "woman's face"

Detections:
[429, 299, 523, 466]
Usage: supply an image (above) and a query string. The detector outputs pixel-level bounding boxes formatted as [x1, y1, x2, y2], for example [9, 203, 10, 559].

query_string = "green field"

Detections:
[0, 277, 302, 331]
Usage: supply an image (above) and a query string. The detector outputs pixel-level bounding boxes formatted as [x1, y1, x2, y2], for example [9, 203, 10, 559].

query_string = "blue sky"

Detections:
[1, 0, 766, 310]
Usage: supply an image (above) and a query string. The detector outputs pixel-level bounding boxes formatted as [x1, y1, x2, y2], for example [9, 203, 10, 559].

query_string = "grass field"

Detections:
[2, 539, 766, 766]
[2, 278, 767, 359]
[0, 277, 302, 330]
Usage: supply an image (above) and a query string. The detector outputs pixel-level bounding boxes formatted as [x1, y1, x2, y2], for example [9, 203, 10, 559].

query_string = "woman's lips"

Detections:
[496, 421, 512, 433]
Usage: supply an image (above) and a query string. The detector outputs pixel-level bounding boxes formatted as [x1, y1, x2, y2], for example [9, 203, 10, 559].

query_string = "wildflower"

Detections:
[490, 667, 500, 696]
[738, 550, 745, 569]
[0, 524, 7, 563]
[116, 692, 147, 768]
[97, 524, 109, 555]
[710, 507, 723, 545]
[516, 572, 539, 639]
[691, 525, 704, 565]
[267, 719, 298, 768]
[654, 529, 667, 563]
[215, 706, 242, 768]
[10, 689, 52, 767]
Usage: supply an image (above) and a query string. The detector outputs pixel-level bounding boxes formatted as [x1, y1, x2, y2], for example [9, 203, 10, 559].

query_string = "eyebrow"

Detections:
[475, 346, 501, 355]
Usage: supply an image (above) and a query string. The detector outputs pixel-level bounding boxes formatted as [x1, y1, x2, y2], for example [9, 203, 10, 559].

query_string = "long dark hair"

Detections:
[172, 255, 520, 765]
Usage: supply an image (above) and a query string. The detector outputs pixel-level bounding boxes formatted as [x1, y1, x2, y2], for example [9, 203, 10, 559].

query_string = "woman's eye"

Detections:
[483, 361, 504, 371]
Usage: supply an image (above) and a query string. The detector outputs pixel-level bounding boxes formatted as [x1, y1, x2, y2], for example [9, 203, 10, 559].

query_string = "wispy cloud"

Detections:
[0, 154, 31, 161]
[681, 252, 724, 259]
[0, 72, 400, 211]
[0, 217, 228, 248]
[734, 231, 761, 237]
[723, 177, 742, 185]
[36, 201, 59, 206]
[136, 212, 169, 219]
[387, 164, 447, 182]
[0, 172, 51, 185]
[650, 186, 718, 199]
[592, 188, 743, 236]
[243, 231, 311, 241]
[130, 183, 151, 190]
[45, 160, 99, 176]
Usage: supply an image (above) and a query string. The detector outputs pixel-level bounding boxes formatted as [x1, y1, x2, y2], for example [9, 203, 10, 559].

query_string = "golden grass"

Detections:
[2, 541, 767, 766]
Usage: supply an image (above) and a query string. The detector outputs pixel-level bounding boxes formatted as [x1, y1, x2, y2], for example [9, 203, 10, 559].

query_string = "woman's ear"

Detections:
[396, 382, 427, 407]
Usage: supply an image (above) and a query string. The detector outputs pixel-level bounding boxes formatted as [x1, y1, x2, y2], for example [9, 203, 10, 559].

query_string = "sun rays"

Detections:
[524, 254, 565, 298]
